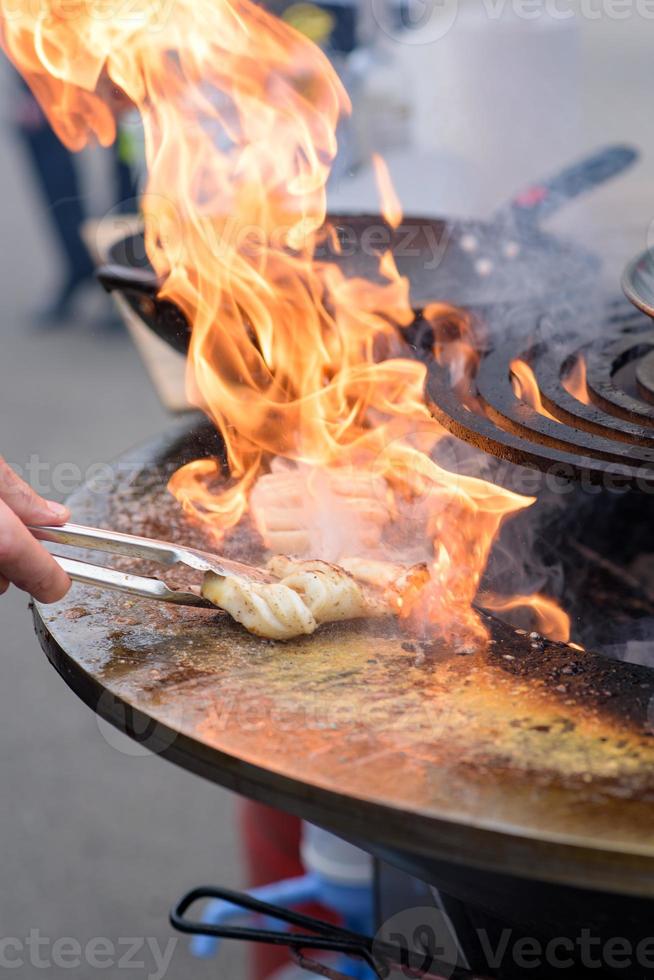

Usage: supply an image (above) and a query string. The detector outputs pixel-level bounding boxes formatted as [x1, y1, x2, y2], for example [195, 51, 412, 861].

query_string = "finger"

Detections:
[0, 575, 9, 596]
[0, 499, 71, 603]
[0, 457, 69, 526]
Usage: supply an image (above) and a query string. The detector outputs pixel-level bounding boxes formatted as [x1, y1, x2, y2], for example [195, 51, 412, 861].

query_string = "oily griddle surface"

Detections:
[33, 419, 654, 894]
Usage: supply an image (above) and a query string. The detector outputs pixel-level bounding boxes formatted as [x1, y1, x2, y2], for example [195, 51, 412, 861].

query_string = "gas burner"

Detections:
[426, 302, 654, 488]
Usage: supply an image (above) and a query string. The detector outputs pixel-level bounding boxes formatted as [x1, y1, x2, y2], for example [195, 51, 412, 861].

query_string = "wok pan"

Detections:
[98, 145, 637, 355]
[623, 242, 654, 320]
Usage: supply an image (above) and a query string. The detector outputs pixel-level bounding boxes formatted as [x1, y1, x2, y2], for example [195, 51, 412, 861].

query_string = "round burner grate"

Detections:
[426, 303, 654, 488]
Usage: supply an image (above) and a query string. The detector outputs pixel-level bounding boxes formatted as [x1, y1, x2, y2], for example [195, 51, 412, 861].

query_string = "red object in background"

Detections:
[513, 184, 548, 208]
[240, 799, 338, 980]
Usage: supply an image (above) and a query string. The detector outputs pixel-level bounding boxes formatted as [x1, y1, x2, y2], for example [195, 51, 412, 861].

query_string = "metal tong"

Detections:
[29, 523, 273, 608]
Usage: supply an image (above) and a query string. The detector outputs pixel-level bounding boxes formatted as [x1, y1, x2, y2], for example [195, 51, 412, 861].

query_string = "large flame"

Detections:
[2, 0, 555, 644]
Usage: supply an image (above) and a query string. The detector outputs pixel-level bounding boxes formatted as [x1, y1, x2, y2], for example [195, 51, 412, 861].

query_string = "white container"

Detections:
[301, 823, 373, 886]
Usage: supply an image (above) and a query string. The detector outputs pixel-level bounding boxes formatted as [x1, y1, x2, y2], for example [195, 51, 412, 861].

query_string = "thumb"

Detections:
[0, 458, 69, 526]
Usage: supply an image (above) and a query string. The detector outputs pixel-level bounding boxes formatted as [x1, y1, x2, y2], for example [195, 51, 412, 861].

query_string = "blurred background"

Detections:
[0, 3, 653, 977]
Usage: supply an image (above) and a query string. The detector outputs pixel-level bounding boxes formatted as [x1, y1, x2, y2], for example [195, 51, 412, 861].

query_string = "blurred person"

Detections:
[0, 458, 70, 603]
[11, 74, 138, 323]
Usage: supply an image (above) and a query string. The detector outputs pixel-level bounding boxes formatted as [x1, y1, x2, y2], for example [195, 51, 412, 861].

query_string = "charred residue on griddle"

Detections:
[327, 669, 360, 685]
[484, 612, 654, 733]
[140, 662, 216, 692]
[64, 607, 89, 621]
[414, 635, 467, 664]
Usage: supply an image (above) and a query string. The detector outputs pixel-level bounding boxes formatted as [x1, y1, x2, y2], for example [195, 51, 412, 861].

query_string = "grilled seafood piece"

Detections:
[267, 556, 387, 621]
[202, 555, 427, 639]
[201, 574, 318, 639]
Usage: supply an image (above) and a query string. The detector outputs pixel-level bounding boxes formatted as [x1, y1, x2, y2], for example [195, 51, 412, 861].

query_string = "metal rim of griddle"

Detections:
[30, 417, 654, 901]
[427, 304, 654, 487]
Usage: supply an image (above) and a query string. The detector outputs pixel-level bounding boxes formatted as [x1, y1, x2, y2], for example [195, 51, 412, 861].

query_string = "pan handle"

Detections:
[96, 263, 191, 354]
[497, 144, 638, 227]
[96, 263, 161, 296]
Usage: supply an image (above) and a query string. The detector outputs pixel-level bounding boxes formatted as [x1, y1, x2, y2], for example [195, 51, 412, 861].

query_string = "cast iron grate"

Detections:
[425, 301, 654, 488]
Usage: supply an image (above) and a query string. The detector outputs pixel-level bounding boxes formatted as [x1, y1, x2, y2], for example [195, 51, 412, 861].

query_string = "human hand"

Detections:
[0, 458, 71, 603]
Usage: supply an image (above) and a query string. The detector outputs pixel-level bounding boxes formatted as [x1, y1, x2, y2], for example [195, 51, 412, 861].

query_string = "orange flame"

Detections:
[482, 593, 571, 643]
[371, 153, 402, 230]
[510, 359, 559, 422]
[3, 0, 549, 645]
[562, 354, 591, 405]
[429, 302, 482, 406]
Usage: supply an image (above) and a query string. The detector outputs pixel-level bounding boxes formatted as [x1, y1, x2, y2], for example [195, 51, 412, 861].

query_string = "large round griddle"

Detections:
[32, 416, 654, 913]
